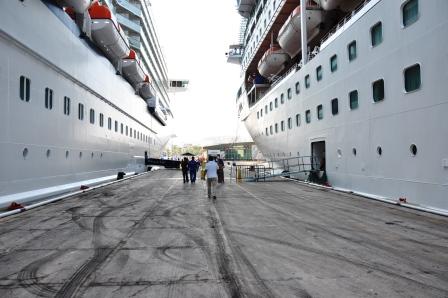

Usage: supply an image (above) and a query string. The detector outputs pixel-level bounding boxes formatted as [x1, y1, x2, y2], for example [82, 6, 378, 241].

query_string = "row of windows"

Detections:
[258, 63, 421, 121]
[18, 76, 155, 145]
[22, 147, 113, 160]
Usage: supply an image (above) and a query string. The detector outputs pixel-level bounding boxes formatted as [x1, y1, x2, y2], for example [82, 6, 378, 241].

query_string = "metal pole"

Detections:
[300, 0, 308, 65]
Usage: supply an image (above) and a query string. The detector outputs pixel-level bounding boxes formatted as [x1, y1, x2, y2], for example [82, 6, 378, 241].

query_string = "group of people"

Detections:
[180, 155, 225, 200]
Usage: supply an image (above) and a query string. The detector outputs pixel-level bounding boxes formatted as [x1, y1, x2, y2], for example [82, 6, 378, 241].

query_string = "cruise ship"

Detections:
[0, 0, 180, 208]
[228, 0, 448, 214]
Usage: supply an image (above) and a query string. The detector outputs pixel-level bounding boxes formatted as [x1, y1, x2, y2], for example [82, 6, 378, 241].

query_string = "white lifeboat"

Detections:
[257, 46, 290, 80]
[139, 76, 155, 100]
[122, 50, 145, 87]
[278, 5, 322, 58]
[146, 96, 166, 126]
[54, 0, 93, 13]
[313, 0, 361, 12]
[89, 2, 130, 62]
[237, 0, 256, 18]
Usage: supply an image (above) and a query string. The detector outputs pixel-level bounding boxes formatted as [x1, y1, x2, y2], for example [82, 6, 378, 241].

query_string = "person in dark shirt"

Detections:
[188, 157, 198, 183]
[181, 157, 189, 183]
[217, 154, 225, 183]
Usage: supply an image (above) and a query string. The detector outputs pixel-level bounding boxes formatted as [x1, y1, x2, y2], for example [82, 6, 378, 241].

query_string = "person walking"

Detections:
[205, 156, 218, 199]
[188, 156, 198, 183]
[217, 154, 225, 183]
[181, 157, 189, 183]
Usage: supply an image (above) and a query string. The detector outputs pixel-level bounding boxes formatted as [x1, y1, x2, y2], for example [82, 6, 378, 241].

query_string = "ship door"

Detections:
[311, 141, 326, 171]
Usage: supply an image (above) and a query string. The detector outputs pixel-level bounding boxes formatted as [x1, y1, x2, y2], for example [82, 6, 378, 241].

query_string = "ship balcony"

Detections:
[115, 0, 141, 17]
[117, 14, 141, 33]
[247, 83, 270, 108]
[226, 44, 244, 64]
[128, 36, 141, 50]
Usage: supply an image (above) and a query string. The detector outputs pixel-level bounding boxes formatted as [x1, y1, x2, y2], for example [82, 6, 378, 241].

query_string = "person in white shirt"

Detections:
[205, 156, 218, 199]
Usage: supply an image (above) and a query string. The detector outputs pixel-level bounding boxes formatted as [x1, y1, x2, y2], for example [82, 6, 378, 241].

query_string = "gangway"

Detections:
[231, 156, 324, 182]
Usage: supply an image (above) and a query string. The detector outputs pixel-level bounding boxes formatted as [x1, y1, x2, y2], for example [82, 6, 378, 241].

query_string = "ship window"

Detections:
[295, 114, 301, 127]
[90, 109, 95, 124]
[404, 64, 421, 92]
[108, 117, 112, 130]
[403, 0, 418, 27]
[348, 41, 357, 61]
[377, 146, 382, 156]
[99, 113, 104, 127]
[121, 123, 124, 134]
[63, 96, 70, 115]
[130, 128, 133, 137]
[331, 98, 339, 115]
[305, 75, 310, 88]
[44, 88, 53, 110]
[316, 66, 323, 81]
[410, 144, 417, 156]
[257, 111, 259, 119]
[371, 22, 383, 47]
[126, 126, 128, 136]
[115, 120, 118, 132]
[260, 109, 263, 117]
[265, 105, 268, 114]
[275, 97, 278, 108]
[372, 79, 385, 102]
[281, 93, 285, 104]
[288, 117, 292, 129]
[349, 90, 359, 110]
[295, 82, 300, 94]
[305, 110, 311, 123]
[287, 88, 292, 99]
[281, 121, 285, 131]
[134, 130, 136, 139]
[19, 76, 31, 102]
[317, 105, 323, 120]
[270, 102, 273, 111]
[330, 55, 338, 72]
[270, 125, 273, 134]
[275, 123, 278, 133]
[265, 127, 268, 135]
[78, 103, 84, 120]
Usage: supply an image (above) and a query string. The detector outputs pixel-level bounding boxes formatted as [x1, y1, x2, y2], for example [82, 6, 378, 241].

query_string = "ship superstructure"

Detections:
[0, 0, 176, 206]
[228, 0, 448, 214]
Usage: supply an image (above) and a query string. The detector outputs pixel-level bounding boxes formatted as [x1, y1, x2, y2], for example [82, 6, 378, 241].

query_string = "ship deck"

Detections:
[1, 169, 448, 297]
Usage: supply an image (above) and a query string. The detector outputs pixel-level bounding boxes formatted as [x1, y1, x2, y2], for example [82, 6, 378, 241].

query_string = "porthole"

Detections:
[337, 149, 342, 158]
[65, 150, 69, 159]
[352, 148, 357, 156]
[46, 149, 51, 158]
[22, 148, 29, 159]
[377, 146, 382, 156]
[79, 152, 83, 159]
[410, 144, 417, 156]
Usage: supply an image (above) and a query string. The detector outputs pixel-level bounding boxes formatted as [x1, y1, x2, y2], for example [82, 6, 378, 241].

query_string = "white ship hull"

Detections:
[239, 0, 448, 213]
[0, 1, 172, 204]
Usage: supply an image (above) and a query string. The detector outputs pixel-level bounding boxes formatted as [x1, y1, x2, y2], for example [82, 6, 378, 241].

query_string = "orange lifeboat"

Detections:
[89, 2, 130, 62]
[257, 45, 290, 80]
[277, 5, 322, 58]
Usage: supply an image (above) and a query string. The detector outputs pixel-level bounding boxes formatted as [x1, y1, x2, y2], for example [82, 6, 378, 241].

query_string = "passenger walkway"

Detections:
[1, 169, 447, 297]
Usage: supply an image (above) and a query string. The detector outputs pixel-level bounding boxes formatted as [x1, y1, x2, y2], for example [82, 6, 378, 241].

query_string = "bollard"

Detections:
[117, 172, 126, 180]
[237, 168, 242, 181]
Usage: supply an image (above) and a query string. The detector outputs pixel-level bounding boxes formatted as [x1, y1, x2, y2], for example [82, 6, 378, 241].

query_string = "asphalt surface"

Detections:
[0, 169, 447, 298]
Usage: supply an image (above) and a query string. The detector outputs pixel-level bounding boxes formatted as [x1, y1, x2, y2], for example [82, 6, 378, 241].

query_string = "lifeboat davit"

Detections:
[139, 76, 155, 100]
[237, 0, 256, 18]
[89, 2, 130, 62]
[55, 0, 93, 13]
[122, 50, 145, 87]
[313, 0, 361, 12]
[257, 46, 290, 80]
[278, 5, 322, 58]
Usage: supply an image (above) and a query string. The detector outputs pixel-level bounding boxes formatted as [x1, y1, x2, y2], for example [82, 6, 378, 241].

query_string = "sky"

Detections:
[150, 0, 252, 146]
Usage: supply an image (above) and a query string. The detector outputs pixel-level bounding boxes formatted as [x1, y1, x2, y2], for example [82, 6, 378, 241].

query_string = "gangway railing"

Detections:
[230, 156, 323, 182]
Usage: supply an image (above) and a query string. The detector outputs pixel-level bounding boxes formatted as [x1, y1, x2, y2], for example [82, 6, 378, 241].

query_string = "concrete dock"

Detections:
[0, 169, 447, 298]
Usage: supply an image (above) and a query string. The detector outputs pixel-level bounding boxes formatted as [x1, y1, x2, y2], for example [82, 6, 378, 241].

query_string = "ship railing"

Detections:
[319, 0, 373, 47]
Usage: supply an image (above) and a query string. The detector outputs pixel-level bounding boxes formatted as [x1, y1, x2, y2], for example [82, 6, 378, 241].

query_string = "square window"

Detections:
[287, 88, 292, 99]
[331, 98, 339, 115]
[316, 66, 323, 81]
[305, 110, 311, 123]
[373, 79, 385, 102]
[349, 90, 359, 110]
[295, 114, 301, 127]
[330, 55, 337, 72]
[275, 98, 278, 108]
[348, 41, 357, 61]
[295, 82, 300, 94]
[317, 104, 323, 120]
[403, 0, 418, 27]
[371, 22, 383, 47]
[305, 75, 310, 88]
[404, 64, 421, 92]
